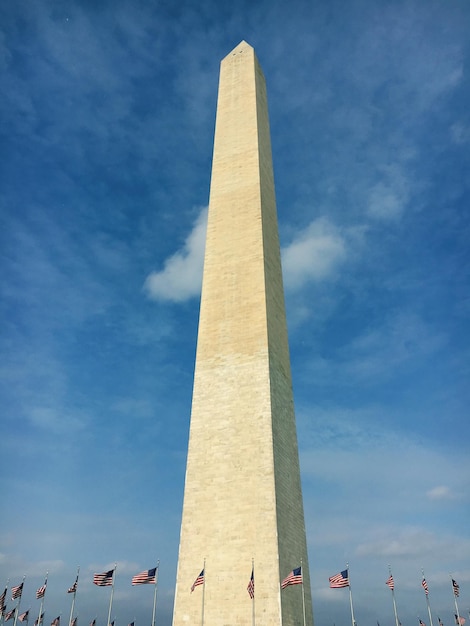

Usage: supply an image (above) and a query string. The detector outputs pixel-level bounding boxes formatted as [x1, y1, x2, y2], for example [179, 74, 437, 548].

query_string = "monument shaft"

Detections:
[172, 41, 313, 626]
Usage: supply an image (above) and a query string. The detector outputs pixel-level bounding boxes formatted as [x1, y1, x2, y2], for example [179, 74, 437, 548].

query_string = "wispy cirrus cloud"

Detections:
[366, 164, 410, 220]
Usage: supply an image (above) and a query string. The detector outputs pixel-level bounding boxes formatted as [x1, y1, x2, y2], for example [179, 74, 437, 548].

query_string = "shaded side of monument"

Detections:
[172, 41, 314, 626]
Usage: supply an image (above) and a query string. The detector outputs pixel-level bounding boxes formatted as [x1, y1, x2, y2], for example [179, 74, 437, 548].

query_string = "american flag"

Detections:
[67, 577, 78, 594]
[11, 582, 24, 600]
[131, 568, 157, 585]
[191, 569, 204, 592]
[455, 616, 465, 626]
[329, 570, 349, 588]
[422, 578, 429, 595]
[70, 619, 77, 626]
[0, 587, 7, 610]
[281, 566, 302, 589]
[89, 620, 96, 626]
[36, 578, 47, 599]
[19, 611, 29, 622]
[5, 609, 16, 621]
[51, 617, 60, 626]
[247, 569, 254, 599]
[452, 579, 460, 597]
[93, 570, 114, 586]
[35, 613, 44, 626]
[386, 575, 394, 590]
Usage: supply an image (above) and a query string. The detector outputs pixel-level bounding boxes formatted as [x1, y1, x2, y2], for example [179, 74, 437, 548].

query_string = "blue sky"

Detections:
[1, 1, 469, 626]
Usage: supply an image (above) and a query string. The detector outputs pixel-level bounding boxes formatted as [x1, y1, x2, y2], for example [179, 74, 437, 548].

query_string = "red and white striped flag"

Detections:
[386, 575, 394, 590]
[247, 568, 254, 599]
[36, 577, 47, 599]
[329, 570, 349, 588]
[190, 569, 204, 592]
[93, 570, 114, 587]
[281, 566, 302, 589]
[34, 612, 44, 626]
[11, 582, 24, 600]
[67, 577, 78, 594]
[0, 587, 7, 611]
[131, 568, 156, 585]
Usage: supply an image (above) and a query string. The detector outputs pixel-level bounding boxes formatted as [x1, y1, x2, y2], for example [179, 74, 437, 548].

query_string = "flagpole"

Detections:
[13, 577, 26, 626]
[1, 580, 9, 626]
[36, 573, 48, 626]
[106, 566, 116, 626]
[388, 566, 400, 626]
[300, 559, 306, 626]
[151, 562, 159, 626]
[251, 559, 255, 626]
[346, 564, 356, 626]
[201, 559, 206, 626]
[422, 570, 434, 626]
[68, 568, 79, 626]
[450, 575, 461, 626]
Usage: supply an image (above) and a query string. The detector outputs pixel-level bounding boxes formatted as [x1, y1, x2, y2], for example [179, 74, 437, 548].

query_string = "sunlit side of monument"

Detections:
[172, 41, 314, 626]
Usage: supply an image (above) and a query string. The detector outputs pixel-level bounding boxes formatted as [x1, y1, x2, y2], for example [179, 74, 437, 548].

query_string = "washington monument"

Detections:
[172, 41, 314, 626]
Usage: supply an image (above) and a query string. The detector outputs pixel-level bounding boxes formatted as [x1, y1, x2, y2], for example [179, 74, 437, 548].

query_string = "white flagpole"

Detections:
[13, 577, 26, 626]
[68, 568, 79, 626]
[106, 566, 117, 626]
[252, 559, 255, 626]
[151, 562, 159, 626]
[450, 576, 461, 626]
[300, 560, 306, 626]
[201, 559, 206, 626]
[36, 573, 47, 626]
[388, 566, 400, 626]
[422, 570, 434, 626]
[346, 564, 356, 626]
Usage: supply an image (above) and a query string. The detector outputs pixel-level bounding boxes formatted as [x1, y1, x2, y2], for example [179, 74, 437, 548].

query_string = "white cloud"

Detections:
[355, 527, 470, 561]
[339, 312, 446, 383]
[367, 165, 410, 220]
[144, 212, 348, 301]
[281, 217, 347, 290]
[144, 207, 207, 302]
[426, 485, 456, 501]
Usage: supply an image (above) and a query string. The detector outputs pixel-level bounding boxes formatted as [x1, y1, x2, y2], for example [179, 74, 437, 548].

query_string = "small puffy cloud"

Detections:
[281, 217, 347, 290]
[144, 207, 207, 302]
[426, 485, 455, 500]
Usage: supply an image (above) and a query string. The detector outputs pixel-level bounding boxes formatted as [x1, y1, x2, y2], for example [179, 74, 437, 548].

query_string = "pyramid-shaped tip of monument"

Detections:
[227, 40, 254, 56]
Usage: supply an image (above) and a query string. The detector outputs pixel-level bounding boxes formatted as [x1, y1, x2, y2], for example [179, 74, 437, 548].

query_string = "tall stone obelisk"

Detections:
[172, 41, 313, 626]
